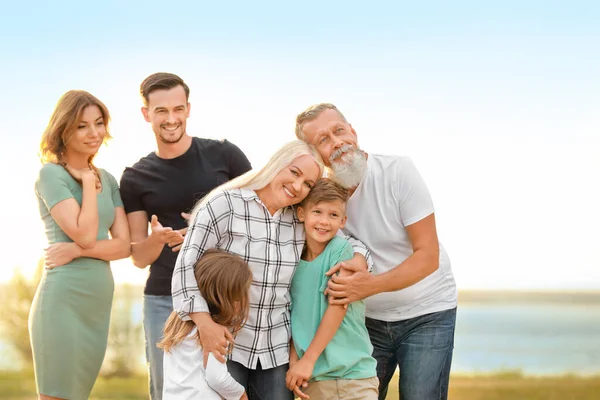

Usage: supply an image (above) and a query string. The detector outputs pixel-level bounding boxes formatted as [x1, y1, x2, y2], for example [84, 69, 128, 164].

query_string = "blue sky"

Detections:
[1, 1, 598, 289]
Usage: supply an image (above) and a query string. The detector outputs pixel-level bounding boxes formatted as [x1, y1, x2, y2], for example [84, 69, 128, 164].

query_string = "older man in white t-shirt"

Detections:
[295, 103, 458, 400]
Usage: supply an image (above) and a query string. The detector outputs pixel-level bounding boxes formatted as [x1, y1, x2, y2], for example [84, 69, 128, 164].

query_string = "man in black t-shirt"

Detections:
[119, 73, 251, 400]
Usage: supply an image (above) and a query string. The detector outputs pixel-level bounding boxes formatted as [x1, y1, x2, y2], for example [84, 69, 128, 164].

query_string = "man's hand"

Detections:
[285, 358, 312, 399]
[44, 242, 81, 269]
[168, 212, 191, 252]
[193, 313, 235, 367]
[149, 214, 175, 244]
[324, 260, 374, 305]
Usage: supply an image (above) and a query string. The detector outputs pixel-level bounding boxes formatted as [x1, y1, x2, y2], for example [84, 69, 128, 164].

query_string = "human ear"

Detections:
[297, 206, 306, 222]
[339, 214, 347, 229]
[141, 107, 150, 122]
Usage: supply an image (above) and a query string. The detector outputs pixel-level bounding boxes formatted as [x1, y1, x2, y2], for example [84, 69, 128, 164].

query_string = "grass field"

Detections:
[2, 370, 600, 400]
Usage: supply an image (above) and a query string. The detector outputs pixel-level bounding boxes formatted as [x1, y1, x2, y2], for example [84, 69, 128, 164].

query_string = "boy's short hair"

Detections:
[300, 178, 349, 209]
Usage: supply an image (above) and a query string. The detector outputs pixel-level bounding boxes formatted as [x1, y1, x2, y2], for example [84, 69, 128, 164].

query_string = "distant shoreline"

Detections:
[457, 289, 600, 304]
[2, 282, 599, 304]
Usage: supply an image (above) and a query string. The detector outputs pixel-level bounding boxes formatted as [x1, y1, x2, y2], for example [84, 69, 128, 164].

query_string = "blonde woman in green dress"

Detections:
[29, 90, 131, 400]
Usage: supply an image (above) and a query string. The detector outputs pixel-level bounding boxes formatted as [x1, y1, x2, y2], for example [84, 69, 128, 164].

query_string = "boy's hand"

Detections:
[286, 358, 313, 398]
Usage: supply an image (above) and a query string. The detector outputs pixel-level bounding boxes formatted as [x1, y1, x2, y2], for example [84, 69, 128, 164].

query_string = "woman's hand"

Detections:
[63, 164, 96, 182]
[44, 242, 82, 269]
[192, 313, 235, 366]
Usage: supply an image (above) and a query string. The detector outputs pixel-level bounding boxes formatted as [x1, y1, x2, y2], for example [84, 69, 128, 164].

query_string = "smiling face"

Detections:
[142, 85, 190, 144]
[298, 199, 347, 245]
[63, 105, 106, 159]
[300, 108, 359, 166]
[258, 154, 321, 214]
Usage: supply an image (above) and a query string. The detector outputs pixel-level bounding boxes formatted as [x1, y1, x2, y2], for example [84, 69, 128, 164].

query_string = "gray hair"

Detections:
[294, 103, 348, 141]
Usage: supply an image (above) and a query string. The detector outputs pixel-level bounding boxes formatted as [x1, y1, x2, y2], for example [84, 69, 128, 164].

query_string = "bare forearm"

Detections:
[373, 249, 439, 294]
[289, 339, 299, 363]
[303, 306, 346, 363]
[80, 238, 131, 261]
[76, 178, 99, 247]
[130, 235, 164, 268]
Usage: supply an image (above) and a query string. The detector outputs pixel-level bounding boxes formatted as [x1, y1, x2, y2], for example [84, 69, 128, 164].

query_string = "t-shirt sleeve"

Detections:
[205, 352, 245, 400]
[319, 237, 354, 293]
[103, 170, 124, 208]
[223, 139, 252, 179]
[396, 157, 435, 226]
[35, 164, 74, 210]
[119, 168, 144, 213]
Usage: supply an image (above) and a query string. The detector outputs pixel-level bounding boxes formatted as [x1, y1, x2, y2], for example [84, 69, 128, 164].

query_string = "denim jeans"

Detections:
[227, 359, 293, 400]
[366, 307, 457, 400]
[143, 295, 173, 400]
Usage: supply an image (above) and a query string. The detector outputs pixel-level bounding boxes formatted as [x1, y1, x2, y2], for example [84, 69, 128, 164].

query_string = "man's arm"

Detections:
[128, 211, 182, 269]
[224, 139, 252, 178]
[342, 232, 373, 272]
[327, 214, 440, 304]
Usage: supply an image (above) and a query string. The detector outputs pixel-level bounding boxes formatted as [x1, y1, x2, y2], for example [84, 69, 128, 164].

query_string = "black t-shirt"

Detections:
[119, 137, 252, 295]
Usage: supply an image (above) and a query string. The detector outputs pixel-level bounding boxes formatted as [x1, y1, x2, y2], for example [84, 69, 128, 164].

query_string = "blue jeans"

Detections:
[143, 295, 173, 400]
[366, 307, 456, 400]
[227, 359, 293, 400]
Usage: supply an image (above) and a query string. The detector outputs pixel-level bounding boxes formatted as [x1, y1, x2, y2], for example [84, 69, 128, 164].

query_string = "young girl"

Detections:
[159, 249, 252, 400]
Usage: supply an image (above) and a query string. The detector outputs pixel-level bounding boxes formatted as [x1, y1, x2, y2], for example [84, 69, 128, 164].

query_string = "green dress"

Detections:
[29, 163, 123, 399]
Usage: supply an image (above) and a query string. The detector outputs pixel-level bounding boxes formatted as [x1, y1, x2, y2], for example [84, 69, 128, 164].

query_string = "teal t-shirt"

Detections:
[290, 236, 377, 381]
[35, 163, 124, 268]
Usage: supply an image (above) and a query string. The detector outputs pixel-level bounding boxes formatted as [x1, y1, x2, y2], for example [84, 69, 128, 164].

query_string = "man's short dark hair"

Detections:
[140, 72, 190, 106]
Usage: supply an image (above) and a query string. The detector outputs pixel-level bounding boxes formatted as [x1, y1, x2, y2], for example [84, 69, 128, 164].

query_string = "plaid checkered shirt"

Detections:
[172, 188, 372, 369]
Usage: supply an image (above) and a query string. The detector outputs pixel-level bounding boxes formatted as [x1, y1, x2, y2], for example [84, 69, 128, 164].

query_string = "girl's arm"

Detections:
[205, 352, 246, 400]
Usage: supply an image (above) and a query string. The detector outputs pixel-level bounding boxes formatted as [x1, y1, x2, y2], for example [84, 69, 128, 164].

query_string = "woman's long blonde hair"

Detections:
[39, 90, 111, 166]
[158, 249, 253, 353]
[189, 140, 324, 221]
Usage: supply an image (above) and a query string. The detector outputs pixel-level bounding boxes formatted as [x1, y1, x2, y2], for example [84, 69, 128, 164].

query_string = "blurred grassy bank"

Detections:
[2, 370, 600, 400]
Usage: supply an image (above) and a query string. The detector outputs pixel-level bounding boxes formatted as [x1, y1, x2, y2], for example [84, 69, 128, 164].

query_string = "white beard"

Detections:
[330, 146, 367, 189]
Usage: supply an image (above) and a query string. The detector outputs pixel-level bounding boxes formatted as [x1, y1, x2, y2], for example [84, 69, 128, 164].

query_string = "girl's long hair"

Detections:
[158, 249, 253, 353]
[189, 140, 324, 222]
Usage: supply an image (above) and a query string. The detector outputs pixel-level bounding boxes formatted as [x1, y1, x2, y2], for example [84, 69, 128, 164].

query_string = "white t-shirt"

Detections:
[163, 328, 245, 400]
[343, 154, 458, 321]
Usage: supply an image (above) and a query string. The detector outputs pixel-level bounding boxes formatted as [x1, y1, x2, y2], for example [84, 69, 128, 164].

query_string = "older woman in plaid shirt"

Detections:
[172, 140, 371, 399]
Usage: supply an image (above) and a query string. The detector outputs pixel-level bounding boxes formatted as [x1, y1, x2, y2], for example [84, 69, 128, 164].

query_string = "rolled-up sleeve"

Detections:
[338, 231, 374, 272]
[171, 193, 232, 320]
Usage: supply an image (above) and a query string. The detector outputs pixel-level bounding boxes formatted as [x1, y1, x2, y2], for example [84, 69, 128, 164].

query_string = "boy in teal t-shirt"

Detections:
[286, 179, 378, 400]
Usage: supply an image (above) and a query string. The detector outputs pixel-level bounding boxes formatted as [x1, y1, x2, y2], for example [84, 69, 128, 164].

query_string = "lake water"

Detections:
[2, 296, 600, 375]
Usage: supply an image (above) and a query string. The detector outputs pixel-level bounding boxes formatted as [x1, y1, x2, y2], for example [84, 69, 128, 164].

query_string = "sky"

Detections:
[1, 0, 598, 290]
